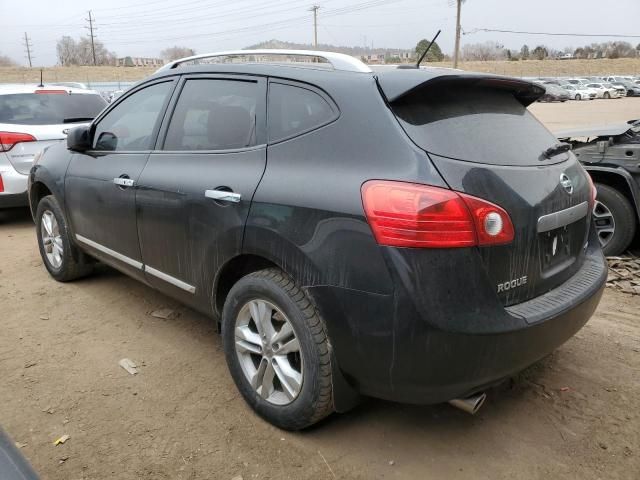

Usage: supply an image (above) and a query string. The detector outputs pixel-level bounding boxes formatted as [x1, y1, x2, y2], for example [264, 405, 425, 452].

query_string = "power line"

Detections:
[23, 32, 34, 67]
[465, 28, 640, 39]
[85, 10, 97, 65]
[102, 0, 406, 46]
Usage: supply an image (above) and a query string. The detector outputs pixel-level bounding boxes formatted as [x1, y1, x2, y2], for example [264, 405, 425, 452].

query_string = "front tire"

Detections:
[604, 92, 611, 99]
[222, 268, 334, 430]
[593, 184, 636, 256]
[36, 195, 93, 281]
[575, 94, 581, 101]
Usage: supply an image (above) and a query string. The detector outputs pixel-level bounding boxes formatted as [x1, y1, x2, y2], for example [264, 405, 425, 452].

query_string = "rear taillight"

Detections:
[361, 180, 514, 248]
[0, 174, 4, 193]
[0, 132, 36, 152]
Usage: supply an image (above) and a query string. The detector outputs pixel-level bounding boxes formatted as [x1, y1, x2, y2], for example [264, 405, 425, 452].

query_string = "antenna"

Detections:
[416, 30, 441, 68]
[38, 68, 44, 87]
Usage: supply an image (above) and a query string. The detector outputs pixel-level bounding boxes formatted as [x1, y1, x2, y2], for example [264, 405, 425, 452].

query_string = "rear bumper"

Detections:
[310, 243, 606, 405]
[0, 166, 29, 208]
[0, 191, 29, 209]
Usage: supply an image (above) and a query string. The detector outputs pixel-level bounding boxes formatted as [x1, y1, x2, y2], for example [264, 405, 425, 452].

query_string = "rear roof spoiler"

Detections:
[376, 69, 545, 107]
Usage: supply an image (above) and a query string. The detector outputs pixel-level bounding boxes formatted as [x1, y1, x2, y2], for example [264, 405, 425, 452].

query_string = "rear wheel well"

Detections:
[587, 170, 638, 216]
[214, 254, 280, 317]
[29, 182, 52, 216]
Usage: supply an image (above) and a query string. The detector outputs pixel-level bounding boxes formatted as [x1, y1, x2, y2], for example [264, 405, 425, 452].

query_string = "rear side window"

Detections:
[0, 93, 106, 125]
[268, 83, 336, 142]
[163, 79, 259, 151]
[391, 86, 559, 166]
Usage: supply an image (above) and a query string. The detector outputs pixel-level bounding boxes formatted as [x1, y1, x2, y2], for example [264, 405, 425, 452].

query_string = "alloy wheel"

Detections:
[41, 210, 63, 269]
[234, 299, 303, 405]
[593, 200, 615, 248]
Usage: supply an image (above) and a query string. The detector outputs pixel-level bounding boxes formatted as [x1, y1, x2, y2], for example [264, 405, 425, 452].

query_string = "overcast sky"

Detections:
[2, 0, 639, 66]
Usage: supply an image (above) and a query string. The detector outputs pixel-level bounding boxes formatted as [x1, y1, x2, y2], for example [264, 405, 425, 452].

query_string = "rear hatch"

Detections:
[378, 71, 593, 306]
[0, 91, 106, 174]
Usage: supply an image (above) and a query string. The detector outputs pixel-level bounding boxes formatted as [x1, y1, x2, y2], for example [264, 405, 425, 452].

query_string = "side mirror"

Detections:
[66, 125, 91, 152]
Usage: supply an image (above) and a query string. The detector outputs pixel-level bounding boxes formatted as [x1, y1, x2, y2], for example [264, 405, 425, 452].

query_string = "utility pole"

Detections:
[23, 32, 34, 68]
[86, 10, 97, 65]
[453, 0, 462, 68]
[310, 5, 319, 47]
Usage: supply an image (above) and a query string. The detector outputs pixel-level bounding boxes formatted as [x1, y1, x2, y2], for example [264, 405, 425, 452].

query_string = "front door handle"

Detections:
[205, 189, 241, 203]
[114, 177, 135, 188]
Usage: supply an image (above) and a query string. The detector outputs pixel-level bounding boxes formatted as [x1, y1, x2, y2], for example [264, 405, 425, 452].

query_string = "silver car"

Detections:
[0, 84, 106, 208]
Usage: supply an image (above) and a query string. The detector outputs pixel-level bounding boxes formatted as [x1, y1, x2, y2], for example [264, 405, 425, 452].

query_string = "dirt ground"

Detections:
[1, 98, 639, 480]
[1, 57, 639, 84]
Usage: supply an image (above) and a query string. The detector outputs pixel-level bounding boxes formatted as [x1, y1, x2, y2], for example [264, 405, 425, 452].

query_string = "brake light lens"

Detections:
[34, 89, 67, 94]
[0, 174, 4, 193]
[0, 132, 36, 152]
[361, 180, 514, 248]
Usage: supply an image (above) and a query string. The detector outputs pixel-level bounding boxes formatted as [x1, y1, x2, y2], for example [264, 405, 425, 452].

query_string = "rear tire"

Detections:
[594, 184, 636, 256]
[35, 195, 93, 281]
[222, 268, 334, 430]
[604, 92, 611, 99]
[575, 94, 581, 101]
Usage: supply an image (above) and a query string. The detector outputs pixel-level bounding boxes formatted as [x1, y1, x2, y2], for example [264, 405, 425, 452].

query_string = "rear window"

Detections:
[0, 93, 106, 125]
[391, 86, 560, 166]
[268, 83, 337, 143]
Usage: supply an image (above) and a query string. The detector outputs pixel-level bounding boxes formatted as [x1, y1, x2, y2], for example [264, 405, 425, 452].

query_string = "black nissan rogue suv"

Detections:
[28, 50, 607, 430]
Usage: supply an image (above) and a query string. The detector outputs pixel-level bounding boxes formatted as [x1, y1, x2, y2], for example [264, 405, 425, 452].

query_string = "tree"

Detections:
[0, 53, 17, 66]
[531, 45, 548, 60]
[56, 36, 116, 66]
[161, 46, 196, 61]
[415, 39, 444, 62]
[520, 44, 530, 60]
[461, 41, 506, 61]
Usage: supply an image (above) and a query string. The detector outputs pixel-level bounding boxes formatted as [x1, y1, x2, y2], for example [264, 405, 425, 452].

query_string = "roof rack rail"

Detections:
[156, 49, 372, 74]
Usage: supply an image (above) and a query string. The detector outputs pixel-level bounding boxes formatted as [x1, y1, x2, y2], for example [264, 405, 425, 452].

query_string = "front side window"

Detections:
[93, 81, 173, 151]
[163, 79, 259, 151]
[268, 83, 337, 143]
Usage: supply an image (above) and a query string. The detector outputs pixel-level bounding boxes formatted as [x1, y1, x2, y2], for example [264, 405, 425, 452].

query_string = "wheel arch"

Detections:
[585, 166, 640, 223]
[213, 254, 280, 318]
[28, 180, 53, 219]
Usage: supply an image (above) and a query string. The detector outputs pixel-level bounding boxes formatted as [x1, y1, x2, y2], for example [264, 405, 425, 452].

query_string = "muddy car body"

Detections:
[29, 50, 606, 429]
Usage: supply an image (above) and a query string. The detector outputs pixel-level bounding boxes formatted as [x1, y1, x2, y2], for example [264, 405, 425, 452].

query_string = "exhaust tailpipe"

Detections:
[448, 392, 486, 415]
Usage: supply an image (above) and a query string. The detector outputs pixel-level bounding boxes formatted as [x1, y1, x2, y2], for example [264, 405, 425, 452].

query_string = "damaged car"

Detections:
[29, 50, 606, 429]
[557, 120, 640, 255]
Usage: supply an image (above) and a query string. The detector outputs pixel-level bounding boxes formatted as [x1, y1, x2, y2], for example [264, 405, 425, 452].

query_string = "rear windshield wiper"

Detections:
[63, 117, 94, 123]
[541, 142, 571, 160]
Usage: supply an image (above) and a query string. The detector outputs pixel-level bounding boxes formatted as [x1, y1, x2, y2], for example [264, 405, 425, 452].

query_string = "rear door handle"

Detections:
[114, 177, 135, 187]
[205, 189, 241, 203]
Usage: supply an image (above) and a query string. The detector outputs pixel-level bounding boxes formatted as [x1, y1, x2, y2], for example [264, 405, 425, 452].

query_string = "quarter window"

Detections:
[93, 81, 173, 151]
[268, 83, 336, 142]
[163, 79, 259, 151]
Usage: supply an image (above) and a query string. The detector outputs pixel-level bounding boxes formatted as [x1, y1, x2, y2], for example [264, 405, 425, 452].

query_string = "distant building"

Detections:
[118, 56, 164, 67]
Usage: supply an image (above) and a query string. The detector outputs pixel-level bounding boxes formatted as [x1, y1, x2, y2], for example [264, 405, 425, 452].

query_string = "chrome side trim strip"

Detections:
[144, 265, 196, 294]
[75, 234, 143, 269]
[537, 201, 589, 233]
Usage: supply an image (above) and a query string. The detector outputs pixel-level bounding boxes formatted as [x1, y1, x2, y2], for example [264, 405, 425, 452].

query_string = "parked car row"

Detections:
[535, 75, 640, 102]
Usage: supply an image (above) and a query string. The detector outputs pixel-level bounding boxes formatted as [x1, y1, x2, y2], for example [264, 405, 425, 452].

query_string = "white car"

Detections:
[0, 84, 106, 208]
[585, 83, 620, 99]
[561, 84, 596, 101]
[564, 78, 591, 87]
